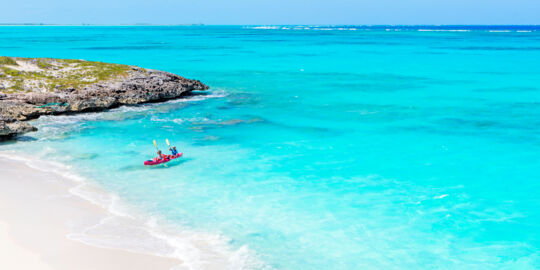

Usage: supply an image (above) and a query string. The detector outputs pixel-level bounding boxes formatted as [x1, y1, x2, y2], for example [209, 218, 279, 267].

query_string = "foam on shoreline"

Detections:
[243, 25, 538, 32]
[0, 151, 265, 270]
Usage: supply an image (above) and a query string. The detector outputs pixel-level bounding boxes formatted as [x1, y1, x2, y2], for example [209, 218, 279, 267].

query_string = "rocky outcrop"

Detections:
[0, 121, 11, 137]
[0, 65, 209, 139]
[0, 121, 37, 139]
[7, 121, 37, 134]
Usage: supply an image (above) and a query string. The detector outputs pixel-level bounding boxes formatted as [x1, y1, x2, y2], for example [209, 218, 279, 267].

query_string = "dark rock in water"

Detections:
[0, 121, 10, 137]
[0, 58, 209, 139]
[69, 97, 117, 112]
[0, 101, 51, 122]
[0, 121, 37, 139]
[7, 121, 37, 133]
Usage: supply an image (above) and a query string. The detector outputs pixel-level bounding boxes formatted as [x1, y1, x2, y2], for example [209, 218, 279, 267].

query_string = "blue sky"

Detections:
[3, 0, 539, 25]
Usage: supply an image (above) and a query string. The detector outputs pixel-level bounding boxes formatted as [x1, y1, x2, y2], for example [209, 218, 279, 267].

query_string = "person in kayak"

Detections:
[169, 146, 178, 156]
[155, 150, 167, 161]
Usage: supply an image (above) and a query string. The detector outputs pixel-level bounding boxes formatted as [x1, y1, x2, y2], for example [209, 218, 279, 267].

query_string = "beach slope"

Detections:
[0, 156, 182, 270]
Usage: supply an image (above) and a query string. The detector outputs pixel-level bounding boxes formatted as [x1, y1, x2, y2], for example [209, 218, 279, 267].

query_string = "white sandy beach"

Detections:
[0, 157, 182, 270]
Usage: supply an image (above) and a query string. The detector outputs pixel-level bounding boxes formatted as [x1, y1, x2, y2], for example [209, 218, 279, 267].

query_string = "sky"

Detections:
[2, 0, 539, 25]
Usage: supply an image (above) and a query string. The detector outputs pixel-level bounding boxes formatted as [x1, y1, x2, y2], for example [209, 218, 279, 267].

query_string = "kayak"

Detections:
[144, 153, 183, 166]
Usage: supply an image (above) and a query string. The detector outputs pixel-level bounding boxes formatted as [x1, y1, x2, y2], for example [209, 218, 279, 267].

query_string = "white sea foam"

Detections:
[150, 116, 210, 125]
[433, 194, 449, 199]
[418, 29, 470, 32]
[172, 117, 209, 124]
[0, 151, 86, 182]
[245, 26, 361, 31]
[0, 151, 266, 270]
[244, 26, 534, 33]
[28, 89, 228, 135]
[247, 26, 280, 30]
[167, 90, 228, 104]
[0, 89, 256, 268]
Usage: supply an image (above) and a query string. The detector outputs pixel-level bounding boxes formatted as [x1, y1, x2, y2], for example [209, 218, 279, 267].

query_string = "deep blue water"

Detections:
[1, 26, 540, 269]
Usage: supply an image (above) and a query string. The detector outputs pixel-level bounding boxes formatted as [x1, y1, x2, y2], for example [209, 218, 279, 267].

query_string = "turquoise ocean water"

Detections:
[1, 26, 539, 269]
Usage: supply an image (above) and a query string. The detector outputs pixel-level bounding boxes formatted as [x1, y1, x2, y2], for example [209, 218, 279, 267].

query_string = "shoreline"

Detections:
[0, 156, 183, 270]
[0, 148, 259, 270]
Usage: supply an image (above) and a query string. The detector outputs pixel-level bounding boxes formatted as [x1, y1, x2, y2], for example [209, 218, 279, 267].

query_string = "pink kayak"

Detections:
[144, 153, 183, 166]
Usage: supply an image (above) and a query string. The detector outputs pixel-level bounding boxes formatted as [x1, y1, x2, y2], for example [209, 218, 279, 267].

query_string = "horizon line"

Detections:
[0, 23, 539, 27]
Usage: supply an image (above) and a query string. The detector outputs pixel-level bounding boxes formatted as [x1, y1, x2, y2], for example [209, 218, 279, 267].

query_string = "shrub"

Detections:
[0, 57, 18, 66]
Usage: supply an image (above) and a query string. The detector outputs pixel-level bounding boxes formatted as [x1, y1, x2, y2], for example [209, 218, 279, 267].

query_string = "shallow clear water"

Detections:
[1, 26, 540, 269]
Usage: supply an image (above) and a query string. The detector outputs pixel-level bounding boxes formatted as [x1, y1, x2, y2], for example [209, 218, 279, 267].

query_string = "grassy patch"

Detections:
[0, 57, 135, 93]
[36, 59, 52, 69]
[1, 67, 20, 76]
[0, 56, 18, 65]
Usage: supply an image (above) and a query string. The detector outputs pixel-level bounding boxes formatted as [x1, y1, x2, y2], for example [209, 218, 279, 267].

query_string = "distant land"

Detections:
[0, 23, 206, 26]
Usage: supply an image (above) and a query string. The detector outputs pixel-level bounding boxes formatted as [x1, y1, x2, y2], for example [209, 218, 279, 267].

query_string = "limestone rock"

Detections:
[0, 121, 11, 136]
[0, 121, 37, 139]
[6, 121, 37, 133]
[0, 63, 209, 139]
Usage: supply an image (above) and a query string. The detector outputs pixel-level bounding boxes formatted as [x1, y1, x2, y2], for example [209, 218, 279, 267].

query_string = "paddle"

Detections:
[153, 140, 159, 151]
[166, 139, 178, 156]
[166, 139, 173, 155]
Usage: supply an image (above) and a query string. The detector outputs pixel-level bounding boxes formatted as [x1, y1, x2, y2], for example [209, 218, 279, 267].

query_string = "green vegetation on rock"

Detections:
[0, 56, 18, 66]
[0, 57, 134, 93]
[36, 60, 52, 69]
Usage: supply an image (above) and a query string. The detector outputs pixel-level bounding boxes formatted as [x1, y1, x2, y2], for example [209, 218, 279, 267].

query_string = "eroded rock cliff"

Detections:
[0, 57, 208, 139]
